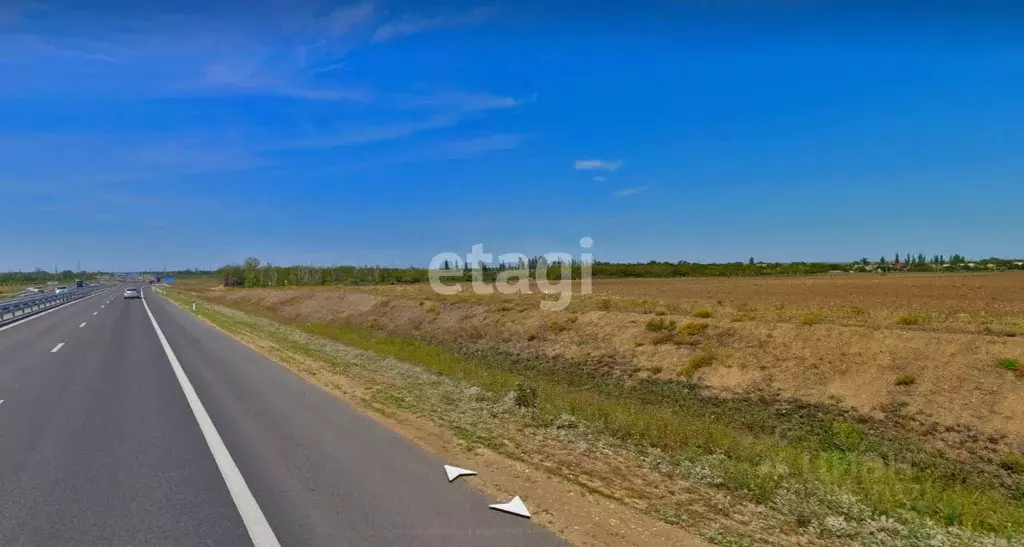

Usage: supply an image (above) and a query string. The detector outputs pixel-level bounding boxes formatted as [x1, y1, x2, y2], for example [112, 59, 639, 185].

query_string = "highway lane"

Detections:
[0, 289, 250, 546]
[0, 286, 566, 546]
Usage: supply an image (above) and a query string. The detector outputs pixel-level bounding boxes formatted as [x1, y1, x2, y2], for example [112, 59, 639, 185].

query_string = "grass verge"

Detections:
[167, 289, 1024, 546]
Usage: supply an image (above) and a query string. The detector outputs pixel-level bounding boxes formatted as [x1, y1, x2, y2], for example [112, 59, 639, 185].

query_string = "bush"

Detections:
[895, 374, 917, 386]
[512, 381, 539, 408]
[829, 421, 865, 453]
[646, 317, 677, 332]
[1000, 453, 1024, 474]
[646, 365, 664, 375]
[693, 308, 713, 318]
[999, 357, 1021, 372]
[678, 321, 710, 337]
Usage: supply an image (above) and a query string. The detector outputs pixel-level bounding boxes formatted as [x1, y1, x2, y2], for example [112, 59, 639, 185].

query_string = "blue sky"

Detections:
[2, 1, 1023, 271]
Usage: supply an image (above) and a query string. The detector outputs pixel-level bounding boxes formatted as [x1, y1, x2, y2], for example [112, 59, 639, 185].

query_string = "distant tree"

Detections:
[860, 257, 869, 266]
[749, 257, 755, 266]
[894, 253, 900, 265]
[880, 256, 888, 265]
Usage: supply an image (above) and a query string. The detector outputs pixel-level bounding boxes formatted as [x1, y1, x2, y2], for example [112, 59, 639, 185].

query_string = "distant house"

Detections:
[987, 263, 998, 270]
[1014, 262, 1024, 267]
[892, 263, 907, 271]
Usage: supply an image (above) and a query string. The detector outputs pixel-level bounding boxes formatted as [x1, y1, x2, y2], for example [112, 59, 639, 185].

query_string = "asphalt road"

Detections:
[0, 286, 566, 546]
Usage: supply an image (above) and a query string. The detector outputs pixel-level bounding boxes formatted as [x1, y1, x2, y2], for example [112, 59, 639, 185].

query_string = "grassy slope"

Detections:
[167, 285, 1024, 546]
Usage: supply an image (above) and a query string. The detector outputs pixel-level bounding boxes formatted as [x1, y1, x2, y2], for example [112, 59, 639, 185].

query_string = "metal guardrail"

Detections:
[0, 287, 105, 326]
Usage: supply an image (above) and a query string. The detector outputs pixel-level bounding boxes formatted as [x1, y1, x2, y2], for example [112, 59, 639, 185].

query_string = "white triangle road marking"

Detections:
[443, 465, 477, 482]
[489, 496, 531, 518]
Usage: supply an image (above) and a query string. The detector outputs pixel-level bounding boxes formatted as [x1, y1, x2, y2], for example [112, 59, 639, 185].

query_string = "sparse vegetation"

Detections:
[645, 317, 676, 332]
[693, 308, 713, 318]
[1001, 453, 1024, 474]
[167, 270, 1024, 545]
[678, 321, 710, 337]
[999, 357, 1021, 372]
[896, 313, 926, 326]
[895, 374, 917, 386]
[801, 312, 823, 325]
[679, 350, 715, 377]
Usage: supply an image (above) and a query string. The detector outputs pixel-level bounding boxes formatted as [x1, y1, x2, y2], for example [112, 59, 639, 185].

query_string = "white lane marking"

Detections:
[101, 305, 105, 308]
[0, 289, 111, 333]
[79, 322, 87, 328]
[141, 297, 280, 547]
[50, 342, 65, 353]
[93, 312, 98, 315]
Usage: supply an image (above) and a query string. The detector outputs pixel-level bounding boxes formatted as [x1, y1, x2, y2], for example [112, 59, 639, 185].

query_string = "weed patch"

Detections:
[999, 357, 1021, 372]
[895, 374, 917, 386]
[678, 321, 710, 337]
[896, 314, 926, 326]
[646, 317, 677, 332]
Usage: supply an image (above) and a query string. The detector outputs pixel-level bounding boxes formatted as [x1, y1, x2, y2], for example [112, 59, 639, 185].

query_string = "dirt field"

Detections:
[186, 272, 1024, 446]
[172, 272, 1024, 545]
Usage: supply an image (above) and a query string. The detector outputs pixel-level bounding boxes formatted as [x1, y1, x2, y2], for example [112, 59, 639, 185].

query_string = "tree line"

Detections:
[0, 270, 97, 285]
[217, 254, 1023, 289]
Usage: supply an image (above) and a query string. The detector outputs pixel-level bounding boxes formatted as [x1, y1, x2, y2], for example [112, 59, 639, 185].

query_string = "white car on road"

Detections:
[124, 288, 141, 299]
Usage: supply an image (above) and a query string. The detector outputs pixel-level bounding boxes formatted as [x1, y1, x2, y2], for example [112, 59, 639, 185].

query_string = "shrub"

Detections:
[895, 374, 917, 386]
[999, 357, 1021, 372]
[646, 365, 664, 375]
[512, 381, 539, 408]
[1000, 453, 1024, 474]
[693, 308, 713, 318]
[646, 317, 677, 332]
[829, 421, 865, 453]
[678, 321, 710, 337]
[896, 314, 925, 326]
[801, 312, 823, 325]
[654, 308, 668, 316]
[598, 298, 613, 311]
[566, 314, 579, 324]
[679, 350, 715, 377]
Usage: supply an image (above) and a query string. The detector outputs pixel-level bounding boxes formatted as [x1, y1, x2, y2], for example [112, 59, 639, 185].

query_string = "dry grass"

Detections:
[170, 278, 1024, 545]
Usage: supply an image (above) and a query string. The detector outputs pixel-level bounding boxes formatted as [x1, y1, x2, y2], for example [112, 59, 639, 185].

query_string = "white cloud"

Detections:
[592, 176, 605, 182]
[371, 5, 496, 43]
[392, 89, 522, 113]
[323, 1, 376, 36]
[574, 159, 624, 171]
[267, 115, 462, 150]
[613, 186, 648, 197]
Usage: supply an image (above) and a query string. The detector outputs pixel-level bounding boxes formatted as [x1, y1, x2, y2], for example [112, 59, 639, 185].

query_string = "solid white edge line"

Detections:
[79, 322, 87, 328]
[50, 342, 65, 353]
[0, 288, 111, 333]
[141, 294, 281, 547]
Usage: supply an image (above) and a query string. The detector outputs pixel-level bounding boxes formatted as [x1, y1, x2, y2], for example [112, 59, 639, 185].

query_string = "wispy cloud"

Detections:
[392, 89, 524, 113]
[196, 58, 371, 101]
[574, 159, 624, 171]
[371, 5, 496, 43]
[267, 115, 461, 150]
[592, 176, 606, 182]
[442, 134, 525, 157]
[613, 186, 648, 197]
[322, 1, 377, 36]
